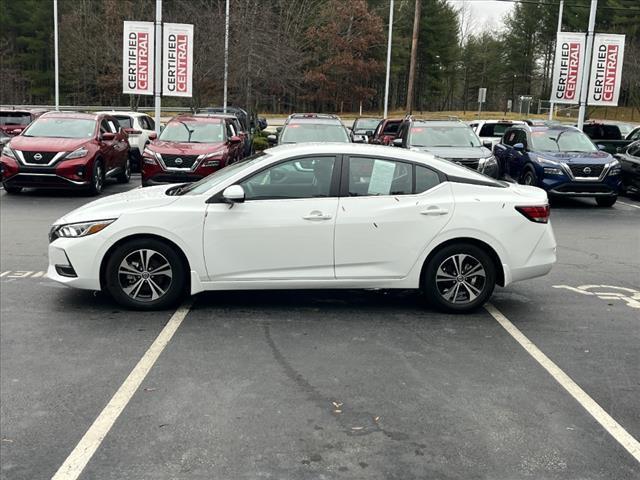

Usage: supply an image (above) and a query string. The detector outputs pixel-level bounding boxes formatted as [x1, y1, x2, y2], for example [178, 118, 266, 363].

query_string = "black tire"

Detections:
[116, 157, 131, 183]
[520, 167, 537, 187]
[595, 195, 617, 207]
[422, 242, 497, 313]
[104, 238, 187, 310]
[88, 159, 105, 196]
[2, 183, 22, 194]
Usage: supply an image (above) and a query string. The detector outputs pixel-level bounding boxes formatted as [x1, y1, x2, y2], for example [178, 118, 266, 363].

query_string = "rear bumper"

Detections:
[504, 223, 556, 286]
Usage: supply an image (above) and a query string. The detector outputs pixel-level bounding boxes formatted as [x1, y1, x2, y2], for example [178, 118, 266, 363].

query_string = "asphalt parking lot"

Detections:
[1, 178, 639, 479]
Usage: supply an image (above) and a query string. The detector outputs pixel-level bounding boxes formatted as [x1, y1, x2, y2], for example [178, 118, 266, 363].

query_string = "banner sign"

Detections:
[122, 21, 154, 95]
[550, 32, 586, 104]
[163, 23, 194, 97]
[587, 34, 625, 106]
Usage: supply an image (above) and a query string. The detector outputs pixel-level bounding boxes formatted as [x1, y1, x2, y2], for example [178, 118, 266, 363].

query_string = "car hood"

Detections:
[54, 185, 180, 225]
[534, 150, 612, 164]
[415, 146, 491, 160]
[8, 136, 89, 152]
[148, 141, 226, 155]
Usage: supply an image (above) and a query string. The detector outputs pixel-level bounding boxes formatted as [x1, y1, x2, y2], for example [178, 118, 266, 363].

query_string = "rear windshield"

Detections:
[531, 130, 597, 152]
[0, 112, 32, 126]
[410, 126, 481, 148]
[382, 122, 401, 135]
[479, 123, 512, 138]
[583, 124, 622, 140]
[280, 123, 349, 143]
[160, 121, 224, 143]
[353, 119, 380, 132]
[114, 116, 133, 128]
[22, 117, 96, 138]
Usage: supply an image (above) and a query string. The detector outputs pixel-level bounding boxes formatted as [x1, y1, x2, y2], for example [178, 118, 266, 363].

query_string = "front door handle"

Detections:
[420, 207, 449, 216]
[303, 210, 332, 221]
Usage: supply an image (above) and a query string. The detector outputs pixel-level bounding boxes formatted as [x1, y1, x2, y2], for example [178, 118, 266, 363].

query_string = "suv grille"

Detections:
[569, 164, 603, 178]
[445, 158, 480, 171]
[160, 154, 199, 169]
[21, 151, 59, 165]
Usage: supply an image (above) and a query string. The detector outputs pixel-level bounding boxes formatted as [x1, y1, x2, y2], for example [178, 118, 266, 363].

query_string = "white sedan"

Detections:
[48, 143, 556, 312]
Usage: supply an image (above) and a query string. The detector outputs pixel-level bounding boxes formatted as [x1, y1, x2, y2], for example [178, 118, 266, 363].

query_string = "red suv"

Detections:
[370, 118, 403, 145]
[141, 114, 245, 186]
[0, 109, 46, 137]
[1, 112, 131, 195]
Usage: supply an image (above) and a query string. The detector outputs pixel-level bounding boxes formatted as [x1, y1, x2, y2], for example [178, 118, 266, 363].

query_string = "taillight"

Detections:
[515, 205, 550, 224]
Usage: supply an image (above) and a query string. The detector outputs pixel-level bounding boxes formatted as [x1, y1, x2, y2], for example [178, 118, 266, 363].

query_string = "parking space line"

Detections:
[618, 201, 640, 210]
[484, 303, 640, 463]
[51, 301, 193, 480]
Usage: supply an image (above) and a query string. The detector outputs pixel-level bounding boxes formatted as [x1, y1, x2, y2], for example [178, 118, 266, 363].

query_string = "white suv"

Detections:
[468, 120, 526, 147]
[98, 111, 156, 171]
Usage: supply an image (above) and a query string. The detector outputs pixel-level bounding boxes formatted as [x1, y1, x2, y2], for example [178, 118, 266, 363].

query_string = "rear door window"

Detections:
[348, 157, 412, 196]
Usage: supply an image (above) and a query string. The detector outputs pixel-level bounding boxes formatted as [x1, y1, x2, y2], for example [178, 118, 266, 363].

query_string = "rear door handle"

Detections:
[303, 211, 333, 221]
[420, 207, 449, 216]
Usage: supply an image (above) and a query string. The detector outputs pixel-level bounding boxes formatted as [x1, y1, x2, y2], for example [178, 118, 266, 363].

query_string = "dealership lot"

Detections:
[1, 180, 639, 479]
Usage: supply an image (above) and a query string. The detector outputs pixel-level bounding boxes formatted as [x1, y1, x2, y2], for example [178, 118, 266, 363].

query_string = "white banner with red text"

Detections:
[550, 32, 586, 105]
[162, 23, 194, 98]
[122, 21, 154, 95]
[586, 34, 625, 106]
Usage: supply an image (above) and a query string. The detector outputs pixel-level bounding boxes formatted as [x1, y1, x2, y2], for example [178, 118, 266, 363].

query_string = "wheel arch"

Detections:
[99, 233, 192, 291]
[419, 237, 505, 288]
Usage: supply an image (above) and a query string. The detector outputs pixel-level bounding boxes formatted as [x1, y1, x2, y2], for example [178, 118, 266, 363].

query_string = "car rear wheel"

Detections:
[422, 243, 496, 313]
[116, 157, 131, 183]
[2, 183, 22, 194]
[88, 159, 104, 196]
[104, 238, 187, 310]
[595, 195, 617, 207]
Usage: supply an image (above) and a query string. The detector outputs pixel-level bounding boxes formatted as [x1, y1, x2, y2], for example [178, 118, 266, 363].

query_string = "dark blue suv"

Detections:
[494, 125, 622, 207]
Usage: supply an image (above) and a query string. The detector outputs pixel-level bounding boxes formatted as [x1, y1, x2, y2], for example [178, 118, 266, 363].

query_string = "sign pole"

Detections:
[549, 0, 563, 120]
[53, 0, 60, 111]
[223, 0, 229, 113]
[577, 0, 597, 130]
[154, 0, 162, 133]
[383, 0, 394, 118]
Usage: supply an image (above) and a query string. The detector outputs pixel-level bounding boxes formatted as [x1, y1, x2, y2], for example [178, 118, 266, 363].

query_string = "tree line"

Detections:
[1, 0, 638, 115]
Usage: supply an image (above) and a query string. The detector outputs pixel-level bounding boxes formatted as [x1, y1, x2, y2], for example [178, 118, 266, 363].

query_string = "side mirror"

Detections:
[267, 134, 277, 145]
[229, 135, 242, 144]
[123, 128, 142, 135]
[222, 185, 245, 203]
[100, 132, 116, 141]
[148, 132, 158, 141]
[276, 126, 283, 133]
[392, 138, 403, 147]
[482, 140, 493, 149]
[513, 142, 525, 151]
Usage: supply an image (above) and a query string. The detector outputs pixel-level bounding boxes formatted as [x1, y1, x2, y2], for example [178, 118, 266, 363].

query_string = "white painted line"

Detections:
[618, 201, 640, 210]
[484, 303, 640, 463]
[51, 301, 193, 480]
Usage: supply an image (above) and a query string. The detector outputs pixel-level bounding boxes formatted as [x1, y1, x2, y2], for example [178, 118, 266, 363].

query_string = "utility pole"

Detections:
[406, 0, 421, 113]
[383, 0, 394, 118]
[154, 0, 162, 133]
[548, 0, 564, 120]
[53, 0, 59, 111]
[578, 0, 597, 130]
[223, 0, 230, 113]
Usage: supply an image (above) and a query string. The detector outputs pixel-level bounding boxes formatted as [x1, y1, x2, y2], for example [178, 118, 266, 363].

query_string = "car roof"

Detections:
[412, 120, 466, 127]
[40, 111, 98, 120]
[286, 117, 343, 125]
[526, 125, 580, 133]
[168, 115, 223, 123]
[96, 111, 148, 117]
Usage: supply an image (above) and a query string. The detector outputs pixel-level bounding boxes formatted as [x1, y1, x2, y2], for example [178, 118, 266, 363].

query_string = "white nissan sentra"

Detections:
[48, 143, 556, 312]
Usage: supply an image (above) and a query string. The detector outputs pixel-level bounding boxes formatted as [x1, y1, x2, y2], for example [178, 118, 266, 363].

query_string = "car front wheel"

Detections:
[104, 238, 187, 310]
[88, 159, 104, 195]
[595, 195, 617, 207]
[2, 183, 22, 194]
[422, 243, 496, 313]
[116, 157, 131, 183]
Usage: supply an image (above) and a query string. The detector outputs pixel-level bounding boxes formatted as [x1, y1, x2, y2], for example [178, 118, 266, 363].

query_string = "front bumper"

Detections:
[48, 238, 103, 290]
[1, 155, 92, 189]
[141, 161, 222, 186]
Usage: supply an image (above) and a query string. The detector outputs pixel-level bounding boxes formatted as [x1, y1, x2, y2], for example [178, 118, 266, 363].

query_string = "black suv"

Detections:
[392, 116, 499, 178]
[267, 113, 351, 146]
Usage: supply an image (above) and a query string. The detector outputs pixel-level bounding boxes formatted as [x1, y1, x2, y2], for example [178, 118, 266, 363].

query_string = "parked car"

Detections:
[1, 112, 130, 195]
[47, 143, 555, 313]
[615, 140, 640, 196]
[0, 109, 46, 137]
[98, 111, 156, 172]
[369, 118, 402, 145]
[0, 130, 10, 147]
[468, 120, 526, 147]
[267, 113, 351, 146]
[494, 125, 621, 207]
[625, 126, 640, 142]
[581, 121, 633, 155]
[352, 117, 382, 143]
[392, 117, 499, 178]
[200, 106, 256, 156]
[141, 114, 245, 186]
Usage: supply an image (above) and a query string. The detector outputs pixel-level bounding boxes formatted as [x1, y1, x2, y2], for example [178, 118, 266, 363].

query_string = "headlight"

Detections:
[543, 167, 563, 175]
[65, 147, 88, 159]
[608, 160, 621, 176]
[142, 147, 158, 165]
[480, 156, 499, 177]
[51, 219, 116, 240]
[1, 145, 16, 159]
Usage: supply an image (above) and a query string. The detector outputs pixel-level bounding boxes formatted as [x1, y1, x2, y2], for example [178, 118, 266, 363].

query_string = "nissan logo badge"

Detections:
[583, 167, 591, 175]
[175, 157, 183, 165]
[34, 153, 43, 161]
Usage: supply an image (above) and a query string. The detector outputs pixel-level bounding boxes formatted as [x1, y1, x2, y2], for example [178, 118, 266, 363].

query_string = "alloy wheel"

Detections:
[94, 163, 104, 191]
[435, 254, 487, 304]
[118, 249, 173, 302]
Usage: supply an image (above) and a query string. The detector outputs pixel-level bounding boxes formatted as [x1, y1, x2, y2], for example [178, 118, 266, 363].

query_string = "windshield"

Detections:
[160, 121, 224, 143]
[0, 112, 32, 126]
[531, 130, 597, 152]
[479, 123, 513, 138]
[22, 117, 96, 138]
[353, 119, 380, 132]
[114, 116, 133, 128]
[182, 152, 268, 195]
[280, 123, 349, 143]
[410, 126, 481, 148]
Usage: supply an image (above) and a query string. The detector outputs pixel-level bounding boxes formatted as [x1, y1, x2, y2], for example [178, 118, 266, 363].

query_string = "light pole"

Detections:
[223, 0, 229, 113]
[154, 0, 162, 133]
[383, 0, 394, 118]
[53, 0, 59, 110]
[577, 0, 597, 130]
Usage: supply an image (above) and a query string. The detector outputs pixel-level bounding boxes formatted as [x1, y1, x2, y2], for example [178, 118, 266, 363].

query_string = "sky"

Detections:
[447, 0, 515, 33]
